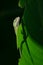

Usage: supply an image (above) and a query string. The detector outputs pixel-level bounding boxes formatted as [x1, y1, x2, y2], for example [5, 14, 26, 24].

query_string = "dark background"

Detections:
[0, 0, 22, 65]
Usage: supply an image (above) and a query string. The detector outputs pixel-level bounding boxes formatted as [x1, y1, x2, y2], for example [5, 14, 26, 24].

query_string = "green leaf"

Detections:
[18, 0, 43, 65]
[19, 0, 43, 45]
[18, 0, 26, 8]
